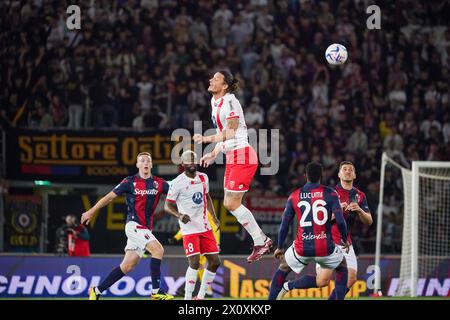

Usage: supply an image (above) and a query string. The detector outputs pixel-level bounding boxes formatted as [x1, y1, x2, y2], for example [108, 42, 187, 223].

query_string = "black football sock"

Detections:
[97, 266, 125, 293]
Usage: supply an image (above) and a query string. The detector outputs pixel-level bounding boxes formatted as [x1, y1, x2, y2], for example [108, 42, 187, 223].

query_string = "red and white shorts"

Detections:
[224, 146, 258, 192]
[183, 229, 219, 257]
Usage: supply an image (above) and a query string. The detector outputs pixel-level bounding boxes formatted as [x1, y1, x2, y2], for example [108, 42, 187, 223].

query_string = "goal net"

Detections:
[375, 152, 450, 297]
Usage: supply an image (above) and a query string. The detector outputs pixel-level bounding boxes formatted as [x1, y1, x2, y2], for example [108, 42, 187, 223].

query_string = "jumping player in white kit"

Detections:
[193, 70, 272, 263]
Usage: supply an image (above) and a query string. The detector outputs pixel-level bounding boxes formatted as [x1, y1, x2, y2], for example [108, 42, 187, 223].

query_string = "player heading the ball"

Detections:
[193, 70, 272, 263]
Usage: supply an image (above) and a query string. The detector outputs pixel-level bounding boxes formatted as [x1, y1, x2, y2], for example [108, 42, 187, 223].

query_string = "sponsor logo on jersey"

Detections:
[302, 231, 327, 241]
[135, 188, 158, 196]
[192, 192, 203, 204]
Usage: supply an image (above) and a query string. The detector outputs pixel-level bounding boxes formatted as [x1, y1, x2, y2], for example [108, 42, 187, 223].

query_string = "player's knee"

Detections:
[155, 246, 164, 258]
[316, 277, 330, 287]
[348, 270, 357, 287]
[208, 257, 221, 271]
[120, 262, 136, 274]
[279, 262, 290, 273]
[189, 258, 201, 270]
[150, 245, 164, 259]
[223, 199, 239, 212]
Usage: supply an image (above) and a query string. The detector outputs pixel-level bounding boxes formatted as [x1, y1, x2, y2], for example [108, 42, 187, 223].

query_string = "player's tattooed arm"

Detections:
[81, 191, 117, 225]
[164, 201, 191, 224]
[220, 117, 238, 141]
[206, 193, 220, 231]
[193, 118, 238, 144]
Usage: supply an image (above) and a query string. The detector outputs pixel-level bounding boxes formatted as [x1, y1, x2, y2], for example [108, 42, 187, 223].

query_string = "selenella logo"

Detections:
[134, 188, 157, 196]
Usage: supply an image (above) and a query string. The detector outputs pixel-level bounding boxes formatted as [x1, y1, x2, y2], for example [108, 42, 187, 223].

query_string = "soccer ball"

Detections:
[325, 43, 348, 65]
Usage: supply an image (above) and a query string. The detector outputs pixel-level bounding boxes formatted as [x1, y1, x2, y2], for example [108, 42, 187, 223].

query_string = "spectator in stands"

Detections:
[346, 124, 368, 155]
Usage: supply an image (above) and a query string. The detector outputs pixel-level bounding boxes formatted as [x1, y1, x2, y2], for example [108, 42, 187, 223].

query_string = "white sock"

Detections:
[197, 270, 216, 299]
[94, 287, 101, 295]
[184, 267, 198, 300]
[231, 205, 265, 245]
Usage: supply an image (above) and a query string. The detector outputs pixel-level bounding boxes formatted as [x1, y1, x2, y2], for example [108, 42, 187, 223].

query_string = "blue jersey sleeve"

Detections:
[278, 196, 295, 249]
[359, 193, 370, 213]
[327, 188, 348, 243]
[113, 178, 132, 196]
[162, 179, 169, 194]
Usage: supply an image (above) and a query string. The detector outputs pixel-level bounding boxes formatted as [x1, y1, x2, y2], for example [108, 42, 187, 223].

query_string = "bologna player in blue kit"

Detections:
[81, 152, 174, 300]
[268, 162, 350, 300]
[316, 161, 373, 298]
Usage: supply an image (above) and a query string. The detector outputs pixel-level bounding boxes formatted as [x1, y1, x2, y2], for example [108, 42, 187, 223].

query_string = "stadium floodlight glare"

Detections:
[34, 180, 51, 186]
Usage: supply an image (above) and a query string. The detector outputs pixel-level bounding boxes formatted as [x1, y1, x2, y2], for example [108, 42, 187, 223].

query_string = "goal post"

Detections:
[375, 152, 450, 297]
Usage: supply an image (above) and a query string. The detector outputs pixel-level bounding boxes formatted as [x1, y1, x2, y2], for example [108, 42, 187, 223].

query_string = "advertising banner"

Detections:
[5, 129, 179, 183]
[0, 255, 448, 298]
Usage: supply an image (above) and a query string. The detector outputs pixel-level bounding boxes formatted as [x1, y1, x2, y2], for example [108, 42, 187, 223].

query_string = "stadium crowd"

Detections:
[2, 0, 450, 253]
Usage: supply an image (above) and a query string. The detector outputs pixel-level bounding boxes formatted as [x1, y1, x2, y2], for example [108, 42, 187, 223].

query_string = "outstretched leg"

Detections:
[224, 191, 272, 262]
[90, 250, 140, 300]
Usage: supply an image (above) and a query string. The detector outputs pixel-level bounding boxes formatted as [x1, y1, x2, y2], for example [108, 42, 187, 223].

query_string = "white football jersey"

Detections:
[210, 93, 250, 153]
[166, 172, 211, 235]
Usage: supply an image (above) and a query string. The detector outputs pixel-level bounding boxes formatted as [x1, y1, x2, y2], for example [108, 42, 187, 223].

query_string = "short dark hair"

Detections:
[218, 70, 239, 94]
[339, 161, 355, 171]
[306, 162, 322, 183]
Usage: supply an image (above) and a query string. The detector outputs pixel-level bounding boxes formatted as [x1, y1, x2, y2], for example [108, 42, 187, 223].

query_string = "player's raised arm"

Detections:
[194, 95, 240, 144]
[275, 196, 296, 259]
[81, 176, 132, 225]
[195, 118, 238, 144]
[199, 143, 222, 168]
[81, 191, 118, 225]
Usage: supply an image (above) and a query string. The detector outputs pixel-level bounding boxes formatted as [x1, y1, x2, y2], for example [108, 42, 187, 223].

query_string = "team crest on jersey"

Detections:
[192, 192, 203, 204]
[153, 181, 159, 189]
